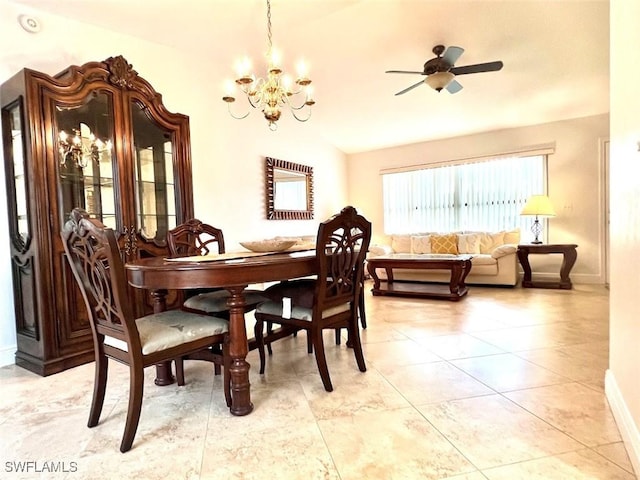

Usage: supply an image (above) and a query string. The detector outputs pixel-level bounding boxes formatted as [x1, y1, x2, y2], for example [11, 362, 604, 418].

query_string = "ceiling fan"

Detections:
[386, 45, 503, 95]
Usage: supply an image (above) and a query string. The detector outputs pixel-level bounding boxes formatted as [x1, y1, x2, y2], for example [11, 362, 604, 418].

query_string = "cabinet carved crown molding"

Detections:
[106, 55, 138, 89]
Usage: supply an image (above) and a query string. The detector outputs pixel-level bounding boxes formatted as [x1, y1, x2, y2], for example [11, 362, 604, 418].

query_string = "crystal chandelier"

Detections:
[58, 128, 112, 169]
[222, 0, 315, 131]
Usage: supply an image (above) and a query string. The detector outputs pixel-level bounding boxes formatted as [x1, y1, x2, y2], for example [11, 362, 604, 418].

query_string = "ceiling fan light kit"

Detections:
[386, 44, 503, 96]
[425, 71, 455, 92]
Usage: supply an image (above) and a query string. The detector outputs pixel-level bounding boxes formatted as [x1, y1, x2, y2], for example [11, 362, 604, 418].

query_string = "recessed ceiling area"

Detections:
[7, 0, 610, 154]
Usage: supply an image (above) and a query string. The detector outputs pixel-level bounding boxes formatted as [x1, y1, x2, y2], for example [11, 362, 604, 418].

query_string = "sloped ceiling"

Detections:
[7, 0, 610, 153]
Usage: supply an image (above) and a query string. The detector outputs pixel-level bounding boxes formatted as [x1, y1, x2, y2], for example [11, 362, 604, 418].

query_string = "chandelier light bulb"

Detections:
[281, 74, 293, 93]
[235, 57, 251, 78]
[223, 79, 236, 98]
[305, 85, 314, 104]
[269, 48, 281, 69]
[296, 59, 308, 78]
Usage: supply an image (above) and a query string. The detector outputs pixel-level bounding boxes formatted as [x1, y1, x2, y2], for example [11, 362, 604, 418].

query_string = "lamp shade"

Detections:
[520, 195, 556, 216]
[425, 71, 455, 92]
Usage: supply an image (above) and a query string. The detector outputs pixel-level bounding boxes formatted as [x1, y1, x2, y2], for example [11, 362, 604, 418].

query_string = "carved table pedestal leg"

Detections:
[226, 285, 254, 416]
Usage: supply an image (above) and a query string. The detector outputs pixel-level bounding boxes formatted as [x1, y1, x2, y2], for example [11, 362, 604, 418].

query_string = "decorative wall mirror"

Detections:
[266, 157, 313, 220]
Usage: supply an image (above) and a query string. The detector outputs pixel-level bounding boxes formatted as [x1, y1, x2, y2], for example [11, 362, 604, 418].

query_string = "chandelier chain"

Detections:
[266, 0, 273, 55]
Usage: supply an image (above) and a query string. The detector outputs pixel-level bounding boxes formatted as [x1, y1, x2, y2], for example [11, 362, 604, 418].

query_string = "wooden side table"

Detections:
[517, 244, 578, 289]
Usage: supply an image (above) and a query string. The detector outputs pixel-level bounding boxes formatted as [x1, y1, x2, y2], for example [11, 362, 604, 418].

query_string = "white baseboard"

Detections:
[0, 344, 15, 368]
[524, 272, 604, 285]
[605, 369, 640, 476]
[570, 273, 605, 285]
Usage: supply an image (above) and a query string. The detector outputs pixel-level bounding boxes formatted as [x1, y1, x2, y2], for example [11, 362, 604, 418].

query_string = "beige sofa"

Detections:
[368, 229, 520, 287]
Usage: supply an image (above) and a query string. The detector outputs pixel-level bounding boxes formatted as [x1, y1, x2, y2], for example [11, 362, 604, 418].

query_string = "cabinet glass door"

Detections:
[55, 91, 116, 228]
[2, 98, 30, 248]
[131, 100, 176, 241]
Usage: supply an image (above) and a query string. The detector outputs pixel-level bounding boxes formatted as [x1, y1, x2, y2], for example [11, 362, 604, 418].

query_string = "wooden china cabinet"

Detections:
[0, 56, 194, 375]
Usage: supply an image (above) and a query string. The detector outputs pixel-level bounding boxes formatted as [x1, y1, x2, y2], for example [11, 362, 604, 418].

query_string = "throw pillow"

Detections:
[503, 228, 521, 245]
[479, 231, 505, 254]
[411, 235, 431, 254]
[457, 233, 481, 254]
[391, 235, 412, 253]
[430, 234, 459, 254]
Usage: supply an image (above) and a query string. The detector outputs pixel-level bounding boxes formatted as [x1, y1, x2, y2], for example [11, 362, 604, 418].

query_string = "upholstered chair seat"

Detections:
[183, 289, 267, 315]
[103, 310, 229, 355]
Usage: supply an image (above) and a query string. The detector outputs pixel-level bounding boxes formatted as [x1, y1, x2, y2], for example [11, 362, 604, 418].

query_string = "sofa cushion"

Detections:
[411, 235, 431, 254]
[471, 254, 497, 266]
[458, 233, 481, 254]
[368, 244, 393, 257]
[430, 234, 459, 254]
[466, 263, 499, 276]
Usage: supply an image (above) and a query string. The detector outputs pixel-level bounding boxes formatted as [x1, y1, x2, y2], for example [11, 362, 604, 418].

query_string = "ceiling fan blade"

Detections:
[442, 46, 464, 65]
[394, 79, 425, 96]
[445, 79, 463, 94]
[450, 61, 503, 76]
[386, 70, 425, 75]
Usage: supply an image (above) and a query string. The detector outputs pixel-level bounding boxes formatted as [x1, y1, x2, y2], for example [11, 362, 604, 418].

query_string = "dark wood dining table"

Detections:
[125, 249, 317, 416]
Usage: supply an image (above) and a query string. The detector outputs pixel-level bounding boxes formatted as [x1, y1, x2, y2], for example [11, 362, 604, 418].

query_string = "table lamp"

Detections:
[520, 194, 556, 244]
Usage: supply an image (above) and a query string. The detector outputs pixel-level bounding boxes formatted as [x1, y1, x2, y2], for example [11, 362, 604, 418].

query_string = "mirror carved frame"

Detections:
[266, 157, 314, 220]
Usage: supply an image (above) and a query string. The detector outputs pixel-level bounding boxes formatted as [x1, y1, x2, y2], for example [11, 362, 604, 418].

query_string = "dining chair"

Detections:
[61, 208, 230, 453]
[167, 219, 266, 316]
[253, 206, 372, 391]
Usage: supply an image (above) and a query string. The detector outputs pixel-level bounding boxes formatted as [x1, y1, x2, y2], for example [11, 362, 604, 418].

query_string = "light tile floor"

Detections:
[0, 283, 637, 479]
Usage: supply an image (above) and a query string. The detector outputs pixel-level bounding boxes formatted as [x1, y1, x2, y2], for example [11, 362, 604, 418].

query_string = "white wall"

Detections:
[0, 2, 347, 367]
[607, 0, 640, 474]
[347, 114, 609, 284]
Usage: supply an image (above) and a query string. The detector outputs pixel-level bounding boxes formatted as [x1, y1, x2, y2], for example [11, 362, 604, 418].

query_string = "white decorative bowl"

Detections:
[239, 239, 296, 253]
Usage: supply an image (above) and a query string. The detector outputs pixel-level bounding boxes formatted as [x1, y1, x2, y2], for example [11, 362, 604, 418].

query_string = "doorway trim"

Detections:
[600, 137, 610, 286]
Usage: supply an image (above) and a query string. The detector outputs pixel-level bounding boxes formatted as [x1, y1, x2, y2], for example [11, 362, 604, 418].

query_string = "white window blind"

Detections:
[382, 154, 545, 234]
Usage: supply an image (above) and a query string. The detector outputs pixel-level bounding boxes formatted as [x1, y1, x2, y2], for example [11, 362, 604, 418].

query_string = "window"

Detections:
[382, 154, 546, 234]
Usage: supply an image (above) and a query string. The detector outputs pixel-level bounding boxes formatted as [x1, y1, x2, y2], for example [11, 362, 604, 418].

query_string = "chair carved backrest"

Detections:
[167, 219, 225, 257]
[314, 206, 372, 313]
[61, 208, 140, 351]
